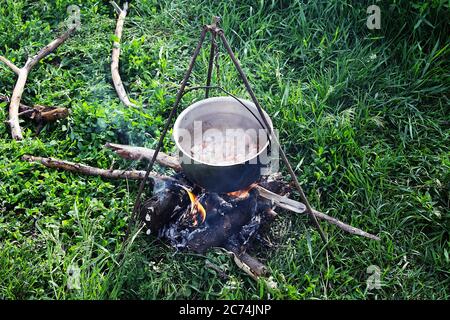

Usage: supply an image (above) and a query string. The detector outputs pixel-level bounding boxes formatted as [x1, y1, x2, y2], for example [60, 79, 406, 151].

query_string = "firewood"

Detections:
[105, 142, 181, 171]
[21, 155, 171, 182]
[255, 185, 380, 241]
[110, 1, 135, 107]
[223, 244, 268, 280]
[0, 27, 76, 140]
[205, 260, 229, 280]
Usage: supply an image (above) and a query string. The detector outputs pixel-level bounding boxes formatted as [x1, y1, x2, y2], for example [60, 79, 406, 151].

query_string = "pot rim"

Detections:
[173, 96, 273, 167]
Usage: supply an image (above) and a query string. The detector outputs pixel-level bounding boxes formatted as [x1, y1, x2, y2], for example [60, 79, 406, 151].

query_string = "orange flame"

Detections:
[226, 183, 257, 199]
[178, 185, 207, 225]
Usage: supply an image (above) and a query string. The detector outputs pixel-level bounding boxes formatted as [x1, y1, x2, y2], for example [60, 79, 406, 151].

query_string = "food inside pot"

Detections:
[190, 130, 259, 165]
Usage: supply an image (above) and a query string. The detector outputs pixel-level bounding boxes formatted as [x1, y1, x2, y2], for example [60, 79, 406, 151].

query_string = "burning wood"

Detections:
[177, 184, 207, 226]
[227, 183, 256, 199]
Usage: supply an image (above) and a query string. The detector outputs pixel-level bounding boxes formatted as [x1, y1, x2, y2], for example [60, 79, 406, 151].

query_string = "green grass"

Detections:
[0, 0, 449, 299]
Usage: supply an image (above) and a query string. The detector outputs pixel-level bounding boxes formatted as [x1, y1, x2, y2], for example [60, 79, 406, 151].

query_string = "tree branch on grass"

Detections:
[0, 27, 76, 140]
[0, 56, 20, 75]
[105, 142, 182, 171]
[0, 95, 70, 134]
[255, 185, 380, 241]
[110, 1, 135, 107]
[21, 155, 170, 182]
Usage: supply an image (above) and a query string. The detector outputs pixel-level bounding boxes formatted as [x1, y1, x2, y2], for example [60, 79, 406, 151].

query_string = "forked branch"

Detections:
[110, 1, 135, 107]
[1, 26, 76, 140]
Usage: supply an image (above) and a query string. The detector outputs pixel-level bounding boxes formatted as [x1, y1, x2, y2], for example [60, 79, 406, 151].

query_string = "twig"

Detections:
[1, 27, 76, 140]
[255, 185, 380, 241]
[205, 260, 229, 280]
[110, 1, 135, 107]
[223, 244, 268, 280]
[21, 155, 167, 181]
[0, 56, 20, 75]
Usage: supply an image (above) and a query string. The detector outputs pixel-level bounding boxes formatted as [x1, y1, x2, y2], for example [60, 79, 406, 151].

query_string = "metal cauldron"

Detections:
[173, 96, 273, 192]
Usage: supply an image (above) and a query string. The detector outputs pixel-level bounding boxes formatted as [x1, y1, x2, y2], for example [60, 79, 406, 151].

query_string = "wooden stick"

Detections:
[1, 95, 70, 129]
[255, 185, 380, 241]
[110, 1, 134, 107]
[34, 107, 70, 123]
[21, 155, 167, 181]
[105, 142, 181, 171]
[205, 260, 229, 280]
[223, 244, 268, 280]
[256, 185, 306, 213]
[0, 56, 20, 75]
[1, 27, 76, 140]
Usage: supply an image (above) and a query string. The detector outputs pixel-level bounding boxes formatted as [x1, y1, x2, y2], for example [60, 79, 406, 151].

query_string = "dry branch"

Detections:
[0, 27, 76, 140]
[0, 56, 19, 75]
[110, 1, 135, 107]
[105, 142, 182, 171]
[0, 95, 70, 134]
[255, 186, 380, 241]
[205, 260, 229, 280]
[21, 155, 168, 181]
[222, 244, 268, 280]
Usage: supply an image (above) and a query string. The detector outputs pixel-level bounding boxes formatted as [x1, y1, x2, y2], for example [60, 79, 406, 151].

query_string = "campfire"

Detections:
[139, 172, 282, 277]
[140, 171, 306, 279]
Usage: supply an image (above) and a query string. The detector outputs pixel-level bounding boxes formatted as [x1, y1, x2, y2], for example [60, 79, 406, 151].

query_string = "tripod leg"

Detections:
[218, 31, 331, 252]
[130, 27, 209, 225]
[205, 31, 216, 98]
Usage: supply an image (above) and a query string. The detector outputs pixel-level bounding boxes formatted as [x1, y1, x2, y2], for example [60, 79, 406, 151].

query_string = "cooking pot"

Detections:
[173, 96, 273, 192]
